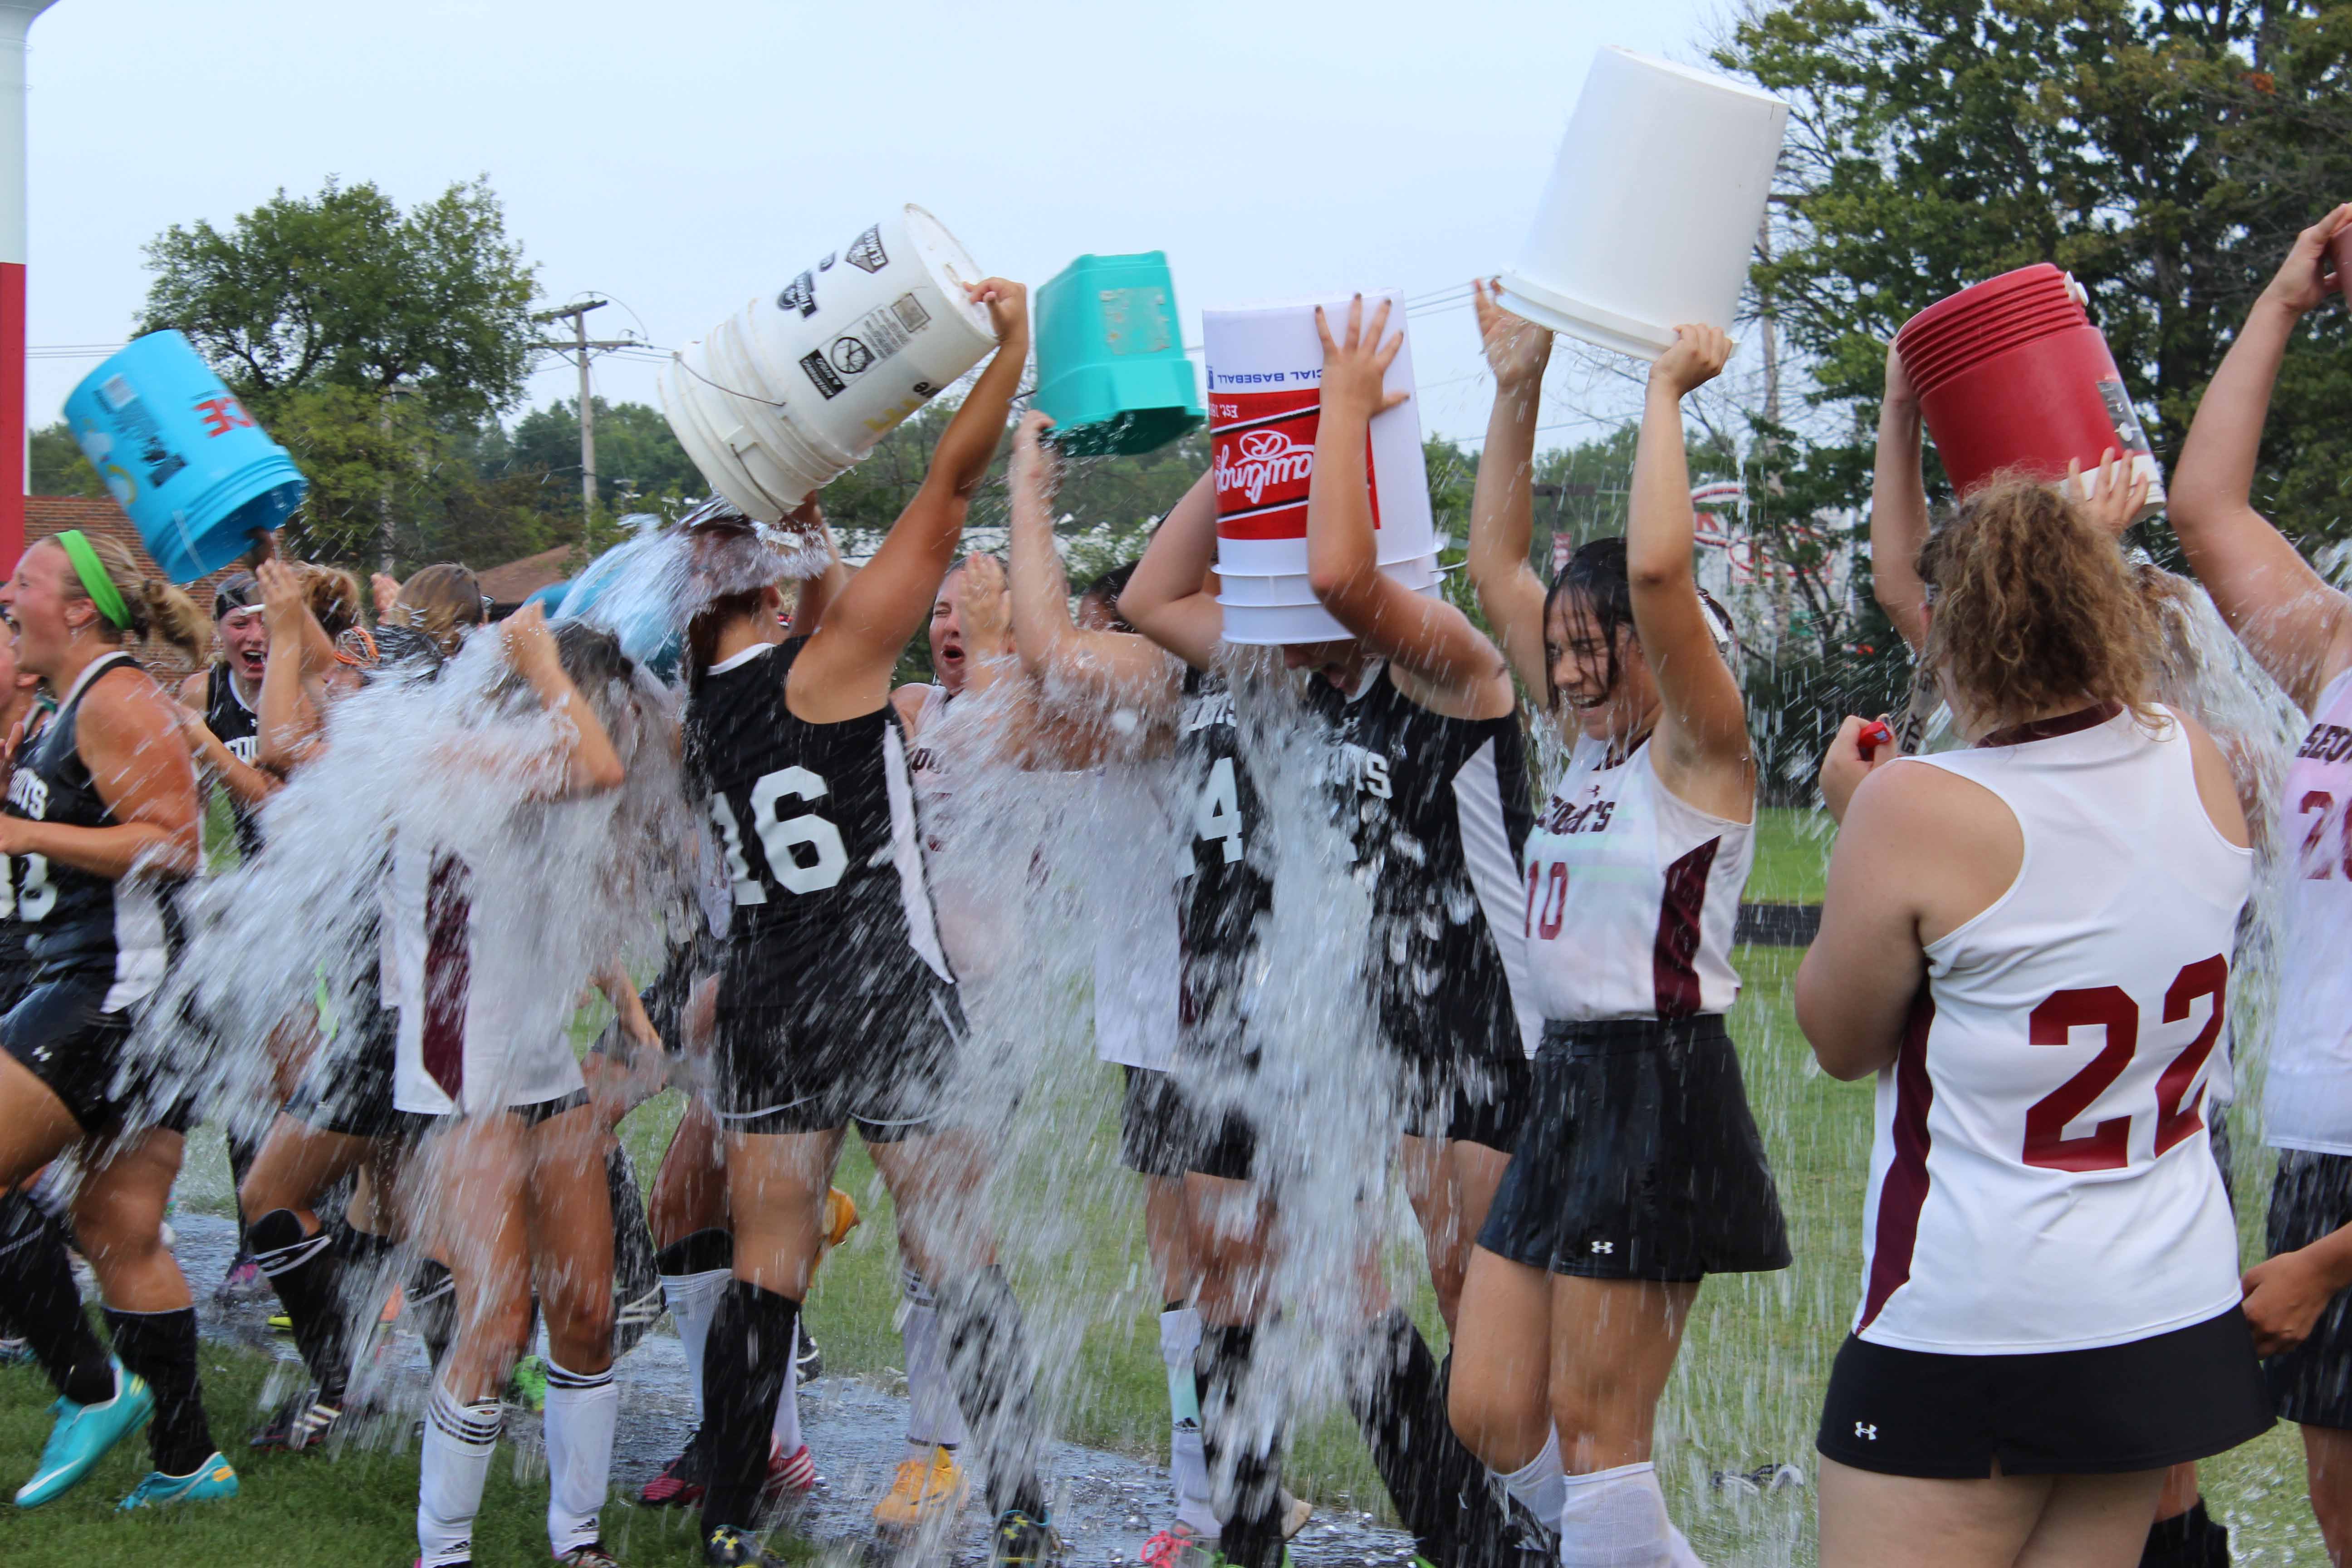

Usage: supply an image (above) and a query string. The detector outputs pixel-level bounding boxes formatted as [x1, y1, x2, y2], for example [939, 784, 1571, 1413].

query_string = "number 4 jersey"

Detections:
[1858, 705, 2247, 1354]
[683, 637, 957, 1042]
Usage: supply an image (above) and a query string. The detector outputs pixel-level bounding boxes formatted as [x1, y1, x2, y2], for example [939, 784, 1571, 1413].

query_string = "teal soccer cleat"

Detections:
[13, 1359, 153, 1508]
[118, 1450, 239, 1509]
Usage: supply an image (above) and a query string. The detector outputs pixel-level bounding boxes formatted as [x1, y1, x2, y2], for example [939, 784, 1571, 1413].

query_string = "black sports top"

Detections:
[201, 666, 265, 857]
[1173, 666, 1273, 1054]
[3, 652, 180, 1005]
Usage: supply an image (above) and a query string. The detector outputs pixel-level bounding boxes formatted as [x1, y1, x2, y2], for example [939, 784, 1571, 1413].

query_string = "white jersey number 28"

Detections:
[710, 768, 850, 903]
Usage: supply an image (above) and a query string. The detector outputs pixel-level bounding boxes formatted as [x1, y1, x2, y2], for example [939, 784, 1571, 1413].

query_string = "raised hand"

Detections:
[1650, 323, 1733, 399]
[1883, 339, 1916, 410]
[957, 553, 1013, 660]
[1010, 409, 1060, 504]
[501, 602, 562, 685]
[965, 277, 1030, 342]
[1314, 294, 1409, 421]
[2258, 202, 2352, 318]
[372, 571, 403, 623]
[1474, 278, 1551, 390]
[2065, 448, 2152, 537]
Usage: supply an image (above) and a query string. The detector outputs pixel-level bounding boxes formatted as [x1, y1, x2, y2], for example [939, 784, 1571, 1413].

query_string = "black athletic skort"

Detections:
[3, 974, 192, 1136]
[1817, 1308, 2273, 1477]
[712, 956, 965, 1142]
[1477, 1015, 1788, 1281]
[2264, 1149, 2352, 1429]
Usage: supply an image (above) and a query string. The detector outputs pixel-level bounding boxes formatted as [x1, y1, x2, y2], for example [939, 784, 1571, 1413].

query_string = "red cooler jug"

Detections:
[1892, 264, 2163, 519]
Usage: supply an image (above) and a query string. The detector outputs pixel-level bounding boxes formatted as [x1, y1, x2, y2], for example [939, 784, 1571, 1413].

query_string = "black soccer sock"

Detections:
[2141, 1499, 2231, 1568]
[226, 1128, 261, 1240]
[407, 1258, 459, 1371]
[0, 1191, 113, 1406]
[937, 1264, 1049, 1519]
[698, 1279, 799, 1535]
[1197, 1323, 1287, 1568]
[249, 1208, 352, 1405]
[105, 1307, 215, 1475]
[1346, 1310, 1494, 1566]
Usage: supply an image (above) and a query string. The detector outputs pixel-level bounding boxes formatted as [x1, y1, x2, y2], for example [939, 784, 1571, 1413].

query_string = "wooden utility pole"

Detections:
[534, 299, 637, 538]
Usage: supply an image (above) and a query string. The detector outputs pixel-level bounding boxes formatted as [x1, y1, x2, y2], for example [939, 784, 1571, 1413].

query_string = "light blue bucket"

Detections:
[1033, 252, 1204, 456]
[63, 331, 308, 583]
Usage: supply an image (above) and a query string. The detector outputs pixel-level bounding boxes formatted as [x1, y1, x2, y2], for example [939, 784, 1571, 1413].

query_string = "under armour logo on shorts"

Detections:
[1854, 1422, 1877, 1441]
[1590, 1240, 1614, 1254]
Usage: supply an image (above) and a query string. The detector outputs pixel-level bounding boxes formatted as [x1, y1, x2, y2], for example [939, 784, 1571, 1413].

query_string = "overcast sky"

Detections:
[26, 0, 1725, 453]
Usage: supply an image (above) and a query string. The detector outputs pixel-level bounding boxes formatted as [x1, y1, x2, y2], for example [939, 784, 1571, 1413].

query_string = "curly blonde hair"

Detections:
[1916, 477, 2162, 729]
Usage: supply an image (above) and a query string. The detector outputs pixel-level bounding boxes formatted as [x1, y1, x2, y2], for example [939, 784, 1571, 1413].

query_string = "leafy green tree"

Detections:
[511, 397, 706, 518]
[29, 421, 101, 497]
[139, 177, 539, 421]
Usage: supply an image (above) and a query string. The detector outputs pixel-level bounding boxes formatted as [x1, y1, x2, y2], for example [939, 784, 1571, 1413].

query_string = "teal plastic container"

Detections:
[1033, 252, 1203, 456]
[63, 331, 308, 583]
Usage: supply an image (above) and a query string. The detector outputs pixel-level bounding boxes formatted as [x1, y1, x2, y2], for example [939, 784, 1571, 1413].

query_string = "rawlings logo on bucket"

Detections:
[1210, 387, 1380, 539]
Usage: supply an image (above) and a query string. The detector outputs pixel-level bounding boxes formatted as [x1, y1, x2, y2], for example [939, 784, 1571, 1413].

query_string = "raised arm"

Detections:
[2169, 203, 2352, 710]
[1466, 283, 1554, 699]
[256, 558, 330, 774]
[1793, 754, 1932, 1080]
[1307, 296, 1513, 720]
[792, 280, 1030, 720]
[1870, 342, 1931, 652]
[504, 605, 626, 799]
[1007, 412, 1178, 711]
[784, 499, 848, 633]
[1118, 467, 1223, 673]
[1632, 325, 1753, 804]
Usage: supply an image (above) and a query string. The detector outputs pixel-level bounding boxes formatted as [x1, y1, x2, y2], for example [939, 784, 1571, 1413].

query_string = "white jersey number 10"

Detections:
[710, 767, 850, 903]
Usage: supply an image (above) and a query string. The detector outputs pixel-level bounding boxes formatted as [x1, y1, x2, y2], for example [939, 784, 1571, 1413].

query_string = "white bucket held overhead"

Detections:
[1201, 290, 1435, 583]
[662, 204, 999, 519]
[1498, 48, 1788, 361]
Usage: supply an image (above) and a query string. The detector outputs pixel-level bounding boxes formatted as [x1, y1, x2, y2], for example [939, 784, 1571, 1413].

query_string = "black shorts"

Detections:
[1816, 1308, 2273, 1476]
[2264, 1149, 2352, 1428]
[284, 1002, 402, 1140]
[3, 975, 193, 1137]
[712, 971, 965, 1141]
[1395, 1044, 1529, 1153]
[1477, 1015, 1788, 1281]
[1118, 1064, 1261, 1181]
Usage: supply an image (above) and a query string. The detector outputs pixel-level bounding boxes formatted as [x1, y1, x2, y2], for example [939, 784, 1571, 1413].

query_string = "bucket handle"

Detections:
[672, 349, 789, 412]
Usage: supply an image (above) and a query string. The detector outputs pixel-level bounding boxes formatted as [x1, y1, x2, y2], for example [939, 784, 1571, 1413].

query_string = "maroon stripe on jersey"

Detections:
[1651, 836, 1721, 1020]
[1858, 990, 1937, 1332]
[421, 853, 472, 1100]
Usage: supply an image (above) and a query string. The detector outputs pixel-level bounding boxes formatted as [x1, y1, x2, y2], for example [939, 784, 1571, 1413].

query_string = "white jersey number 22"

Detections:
[711, 767, 850, 902]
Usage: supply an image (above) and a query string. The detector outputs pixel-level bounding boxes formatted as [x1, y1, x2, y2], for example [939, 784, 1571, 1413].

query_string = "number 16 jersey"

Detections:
[683, 638, 957, 1050]
[1857, 705, 2246, 1354]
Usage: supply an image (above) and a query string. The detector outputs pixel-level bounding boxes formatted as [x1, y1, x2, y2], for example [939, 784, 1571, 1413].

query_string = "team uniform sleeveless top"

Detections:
[684, 638, 955, 1038]
[905, 681, 1017, 984]
[2264, 667, 2352, 1153]
[1854, 706, 2247, 1353]
[1090, 762, 1180, 1072]
[202, 667, 265, 858]
[1173, 666, 1271, 1058]
[3, 652, 178, 1011]
[1304, 664, 1537, 1065]
[1523, 733, 1752, 1022]
[385, 837, 584, 1117]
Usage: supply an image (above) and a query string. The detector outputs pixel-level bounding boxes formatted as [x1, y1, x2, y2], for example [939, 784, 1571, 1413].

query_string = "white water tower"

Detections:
[0, 0, 55, 570]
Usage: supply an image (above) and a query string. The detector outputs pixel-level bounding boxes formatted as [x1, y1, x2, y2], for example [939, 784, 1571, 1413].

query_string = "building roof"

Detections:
[474, 544, 574, 605]
[24, 495, 243, 687]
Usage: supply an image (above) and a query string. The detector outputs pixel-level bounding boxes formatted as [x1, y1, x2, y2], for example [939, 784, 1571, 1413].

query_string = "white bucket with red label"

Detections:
[662, 204, 998, 519]
[1203, 291, 1436, 643]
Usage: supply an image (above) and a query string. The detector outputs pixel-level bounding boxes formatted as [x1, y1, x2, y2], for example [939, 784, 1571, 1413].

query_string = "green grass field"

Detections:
[0, 818, 2328, 1564]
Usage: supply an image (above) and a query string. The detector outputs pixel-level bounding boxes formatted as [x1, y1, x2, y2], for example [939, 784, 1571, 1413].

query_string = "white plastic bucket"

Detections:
[662, 204, 998, 519]
[1498, 48, 1788, 361]
[1214, 553, 1441, 606]
[1202, 291, 1435, 582]
[1216, 586, 1442, 647]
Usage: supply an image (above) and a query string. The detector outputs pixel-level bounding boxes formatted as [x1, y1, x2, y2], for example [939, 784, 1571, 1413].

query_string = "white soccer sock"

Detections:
[900, 1267, 966, 1456]
[1160, 1306, 1217, 1534]
[1500, 1427, 1567, 1533]
[771, 1351, 803, 1455]
[418, 1384, 503, 1568]
[662, 1266, 730, 1426]
[1556, 1461, 1700, 1568]
[543, 1359, 619, 1555]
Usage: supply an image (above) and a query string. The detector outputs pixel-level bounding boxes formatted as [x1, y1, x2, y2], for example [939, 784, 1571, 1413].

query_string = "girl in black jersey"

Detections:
[1119, 302, 1533, 1568]
[0, 529, 234, 1511]
[678, 278, 1059, 1568]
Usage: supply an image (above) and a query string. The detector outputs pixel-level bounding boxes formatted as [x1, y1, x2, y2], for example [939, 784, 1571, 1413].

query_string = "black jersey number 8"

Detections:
[0, 853, 54, 922]
[711, 767, 849, 902]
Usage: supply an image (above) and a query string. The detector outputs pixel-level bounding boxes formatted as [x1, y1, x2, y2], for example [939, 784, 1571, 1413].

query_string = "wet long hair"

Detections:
[682, 505, 780, 692]
[1539, 535, 1734, 712]
[1915, 476, 2160, 728]
[396, 564, 487, 655]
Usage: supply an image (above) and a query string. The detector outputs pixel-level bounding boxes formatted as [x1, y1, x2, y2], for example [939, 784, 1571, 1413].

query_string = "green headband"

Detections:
[54, 531, 130, 630]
